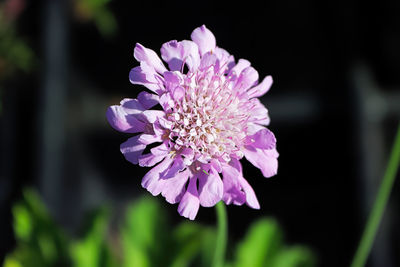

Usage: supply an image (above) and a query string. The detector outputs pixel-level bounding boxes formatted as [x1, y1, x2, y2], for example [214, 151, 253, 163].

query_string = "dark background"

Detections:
[1, 0, 400, 266]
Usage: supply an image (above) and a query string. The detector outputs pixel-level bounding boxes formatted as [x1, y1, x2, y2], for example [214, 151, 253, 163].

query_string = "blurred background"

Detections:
[1, 0, 400, 266]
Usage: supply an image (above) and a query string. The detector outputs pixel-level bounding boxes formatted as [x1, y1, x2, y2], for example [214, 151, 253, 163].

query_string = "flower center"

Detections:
[166, 66, 248, 164]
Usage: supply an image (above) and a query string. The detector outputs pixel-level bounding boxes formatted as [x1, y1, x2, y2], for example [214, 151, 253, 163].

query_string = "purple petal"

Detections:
[137, 91, 159, 109]
[138, 142, 169, 167]
[221, 164, 246, 206]
[180, 148, 194, 165]
[138, 153, 166, 167]
[138, 133, 163, 145]
[162, 170, 190, 204]
[158, 117, 173, 130]
[152, 121, 165, 136]
[246, 123, 265, 135]
[160, 40, 200, 71]
[179, 40, 200, 71]
[160, 156, 186, 179]
[247, 75, 273, 98]
[246, 128, 276, 149]
[106, 105, 146, 133]
[171, 86, 185, 101]
[159, 92, 174, 112]
[190, 25, 216, 56]
[235, 66, 259, 91]
[214, 47, 235, 73]
[199, 52, 219, 71]
[120, 135, 147, 164]
[134, 43, 168, 74]
[141, 157, 173, 196]
[198, 167, 223, 207]
[141, 110, 165, 124]
[243, 146, 279, 178]
[163, 71, 183, 88]
[178, 177, 200, 220]
[238, 176, 260, 209]
[229, 59, 251, 78]
[225, 159, 260, 209]
[120, 98, 145, 113]
[249, 99, 270, 125]
[209, 159, 222, 173]
[129, 63, 165, 94]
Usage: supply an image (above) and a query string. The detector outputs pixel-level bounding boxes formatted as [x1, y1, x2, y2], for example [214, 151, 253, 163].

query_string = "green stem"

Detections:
[213, 201, 228, 267]
[351, 124, 400, 267]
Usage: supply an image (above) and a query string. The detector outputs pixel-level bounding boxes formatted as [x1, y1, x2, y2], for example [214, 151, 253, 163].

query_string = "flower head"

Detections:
[107, 25, 278, 220]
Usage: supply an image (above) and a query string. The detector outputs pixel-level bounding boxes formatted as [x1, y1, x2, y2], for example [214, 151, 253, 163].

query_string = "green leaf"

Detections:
[3, 257, 23, 267]
[234, 218, 283, 267]
[8, 188, 70, 266]
[12, 204, 33, 242]
[70, 207, 111, 267]
[121, 197, 171, 267]
[170, 222, 216, 267]
[272, 246, 316, 267]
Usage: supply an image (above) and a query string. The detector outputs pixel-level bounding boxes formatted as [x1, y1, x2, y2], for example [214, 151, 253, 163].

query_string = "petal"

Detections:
[106, 105, 146, 133]
[199, 52, 219, 71]
[226, 159, 260, 209]
[137, 91, 159, 109]
[180, 147, 194, 165]
[141, 156, 173, 196]
[160, 156, 186, 179]
[246, 128, 276, 149]
[160, 40, 200, 71]
[190, 25, 216, 56]
[152, 120, 165, 136]
[221, 164, 246, 206]
[246, 123, 265, 135]
[171, 86, 185, 101]
[120, 98, 145, 113]
[134, 43, 168, 74]
[235, 66, 259, 91]
[214, 47, 235, 73]
[129, 63, 165, 94]
[158, 117, 173, 129]
[162, 170, 190, 204]
[198, 167, 223, 207]
[238, 176, 260, 209]
[247, 75, 273, 98]
[178, 177, 200, 220]
[163, 71, 184, 88]
[141, 110, 165, 124]
[243, 146, 279, 178]
[229, 59, 251, 78]
[120, 136, 147, 164]
[249, 99, 270, 125]
[138, 142, 169, 167]
[138, 133, 163, 145]
[138, 153, 166, 167]
[159, 92, 174, 112]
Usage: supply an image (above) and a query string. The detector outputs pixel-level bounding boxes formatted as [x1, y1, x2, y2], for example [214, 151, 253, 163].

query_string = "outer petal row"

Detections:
[161, 40, 200, 72]
[190, 25, 216, 56]
[222, 159, 260, 209]
[243, 145, 279, 178]
[134, 43, 168, 74]
[106, 93, 158, 133]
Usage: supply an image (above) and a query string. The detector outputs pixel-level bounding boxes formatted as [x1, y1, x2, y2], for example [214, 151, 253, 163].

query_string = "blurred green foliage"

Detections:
[0, 2, 34, 114]
[3, 190, 69, 267]
[230, 219, 315, 267]
[0, 8, 34, 81]
[4, 189, 315, 267]
[73, 0, 117, 38]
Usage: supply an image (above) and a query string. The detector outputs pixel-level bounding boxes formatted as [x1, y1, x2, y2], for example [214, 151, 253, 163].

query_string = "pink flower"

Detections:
[107, 25, 278, 220]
